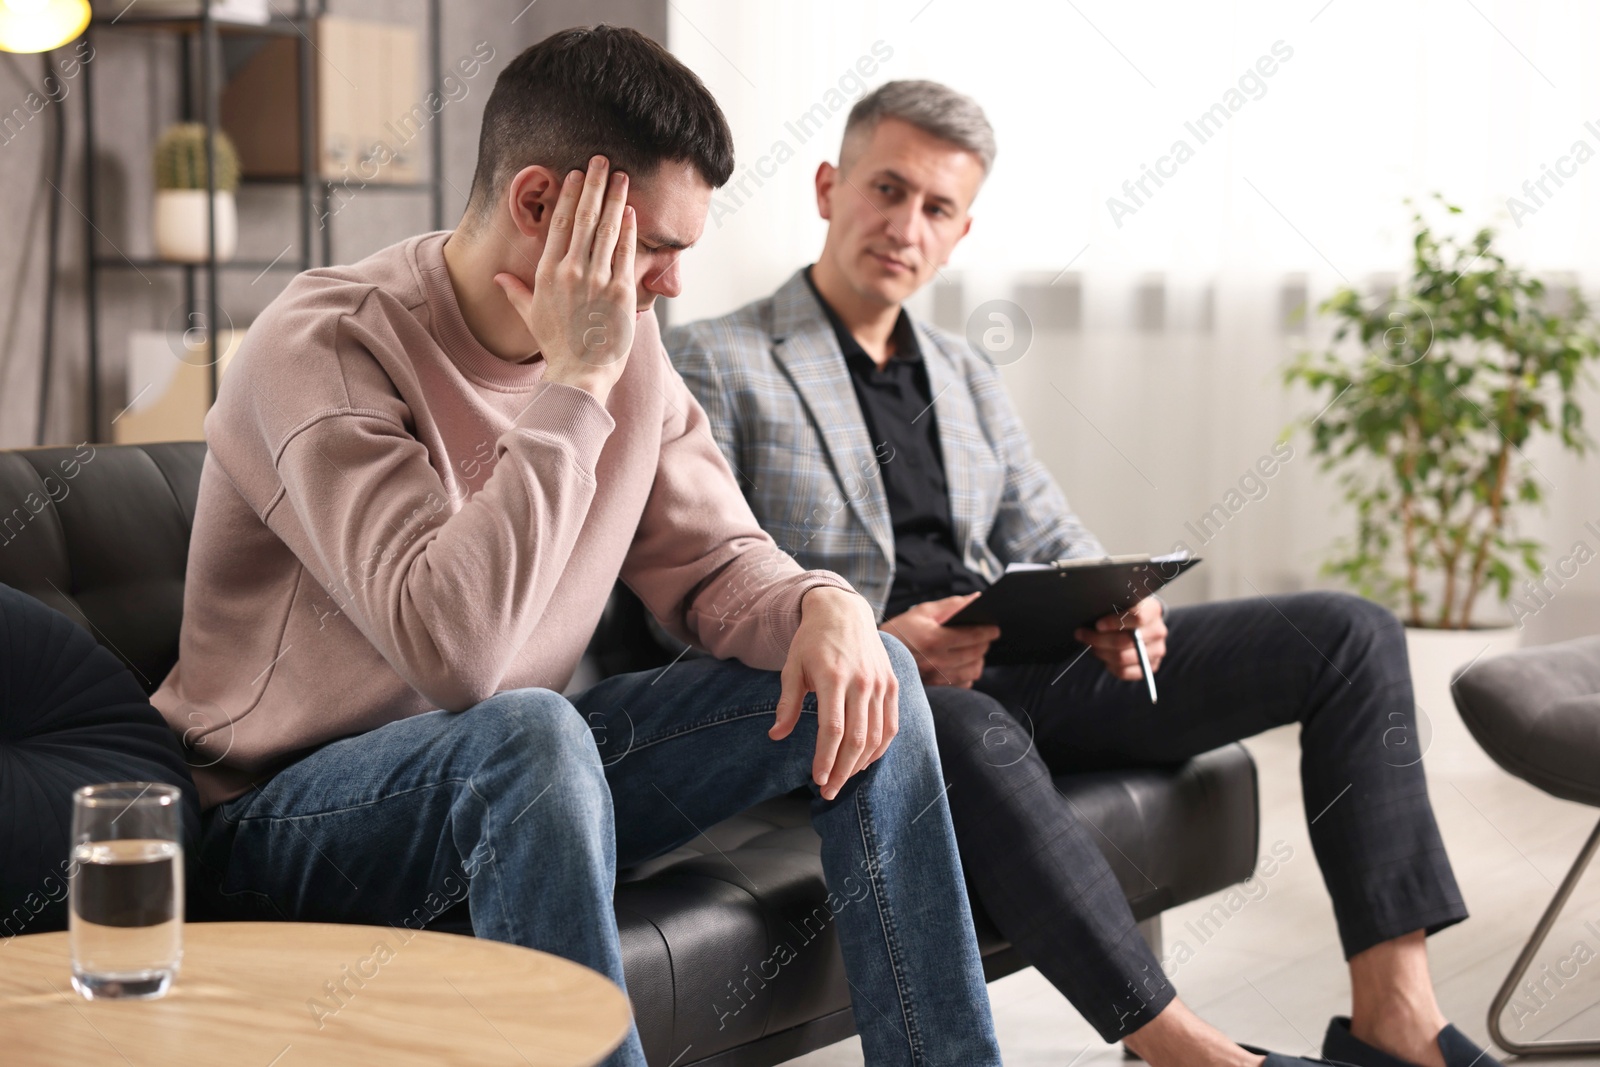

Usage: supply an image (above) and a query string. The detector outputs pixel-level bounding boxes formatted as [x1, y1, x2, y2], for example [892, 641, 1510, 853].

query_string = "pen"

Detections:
[1132, 628, 1158, 704]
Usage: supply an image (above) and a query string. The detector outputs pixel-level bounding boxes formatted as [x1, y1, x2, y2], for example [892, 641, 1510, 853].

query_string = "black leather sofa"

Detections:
[0, 441, 1260, 1066]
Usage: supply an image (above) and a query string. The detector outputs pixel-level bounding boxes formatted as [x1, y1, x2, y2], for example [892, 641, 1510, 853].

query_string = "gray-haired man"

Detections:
[668, 79, 1496, 1067]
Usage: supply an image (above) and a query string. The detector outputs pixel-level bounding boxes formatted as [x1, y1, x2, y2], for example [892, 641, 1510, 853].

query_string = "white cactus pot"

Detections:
[153, 189, 238, 263]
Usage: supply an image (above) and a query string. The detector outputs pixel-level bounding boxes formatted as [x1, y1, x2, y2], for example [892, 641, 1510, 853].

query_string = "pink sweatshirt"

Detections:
[152, 232, 851, 809]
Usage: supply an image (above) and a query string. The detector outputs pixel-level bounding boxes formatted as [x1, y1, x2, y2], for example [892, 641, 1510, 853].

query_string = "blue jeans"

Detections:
[193, 633, 1001, 1066]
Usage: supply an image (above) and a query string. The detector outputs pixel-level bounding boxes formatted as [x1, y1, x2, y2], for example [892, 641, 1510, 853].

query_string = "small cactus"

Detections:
[154, 123, 240, 192]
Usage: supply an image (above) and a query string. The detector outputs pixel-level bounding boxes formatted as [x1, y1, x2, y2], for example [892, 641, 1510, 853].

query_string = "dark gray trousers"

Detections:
[929, 590, 1466, 1042]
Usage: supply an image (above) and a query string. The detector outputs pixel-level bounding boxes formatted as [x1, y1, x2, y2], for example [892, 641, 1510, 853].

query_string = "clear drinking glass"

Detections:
[68, 783, 184, 1000]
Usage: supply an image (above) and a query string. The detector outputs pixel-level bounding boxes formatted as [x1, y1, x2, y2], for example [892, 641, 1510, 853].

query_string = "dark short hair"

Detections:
[466, 25, 734, 221]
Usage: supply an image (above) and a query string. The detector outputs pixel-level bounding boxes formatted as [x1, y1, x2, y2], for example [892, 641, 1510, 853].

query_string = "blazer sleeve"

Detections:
[969, 356, 1107, 564]
[664, 321, 741, 480]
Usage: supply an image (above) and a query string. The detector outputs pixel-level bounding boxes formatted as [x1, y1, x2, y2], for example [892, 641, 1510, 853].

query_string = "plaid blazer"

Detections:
[666, 269, 1104, 621]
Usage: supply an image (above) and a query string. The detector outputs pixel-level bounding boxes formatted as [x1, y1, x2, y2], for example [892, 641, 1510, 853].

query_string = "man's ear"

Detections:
[506, 165, 564, 239]
[814, 161, 836, 221]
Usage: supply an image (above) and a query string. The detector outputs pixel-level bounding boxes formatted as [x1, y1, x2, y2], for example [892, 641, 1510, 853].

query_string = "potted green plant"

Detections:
[153, 123, 240, 263]
[1285, 197, 1600, 724]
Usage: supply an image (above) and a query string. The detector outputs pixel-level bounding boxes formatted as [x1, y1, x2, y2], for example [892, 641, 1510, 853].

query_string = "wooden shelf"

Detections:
[80, 0, 444, 438]
[93, 256, 302, 271]
[96, 15, 309, 37]
[241, 176, 436, 192]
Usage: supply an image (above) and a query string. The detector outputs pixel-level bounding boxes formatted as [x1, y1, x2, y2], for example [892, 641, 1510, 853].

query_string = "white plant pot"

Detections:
[154, 189, 237, 263]
[1404, 624, 1522, 774]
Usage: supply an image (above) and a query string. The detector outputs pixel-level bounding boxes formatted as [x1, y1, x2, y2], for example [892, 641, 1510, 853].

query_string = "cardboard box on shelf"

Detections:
[113, 328, 245, 445]
[373, 21, 422, 184]
[221, 36, 301, 178]
[220, 16, 421, 185]
[91, 0, 268, 18]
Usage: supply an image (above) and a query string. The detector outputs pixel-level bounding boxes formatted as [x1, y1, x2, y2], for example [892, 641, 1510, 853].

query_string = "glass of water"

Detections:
[69, 782, 184, 1000]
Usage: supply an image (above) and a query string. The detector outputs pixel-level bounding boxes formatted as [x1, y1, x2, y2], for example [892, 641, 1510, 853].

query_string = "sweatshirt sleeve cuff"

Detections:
[516, 381, 617, 473]
[764, 570, 858, 656]
[797, 573, 856, 607]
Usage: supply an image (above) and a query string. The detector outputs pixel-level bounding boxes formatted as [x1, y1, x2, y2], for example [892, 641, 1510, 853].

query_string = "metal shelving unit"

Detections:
[81, 0, 444, 440]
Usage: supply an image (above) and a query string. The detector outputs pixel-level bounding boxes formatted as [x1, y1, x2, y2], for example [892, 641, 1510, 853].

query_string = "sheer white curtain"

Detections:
[667, 0, 1600, 640]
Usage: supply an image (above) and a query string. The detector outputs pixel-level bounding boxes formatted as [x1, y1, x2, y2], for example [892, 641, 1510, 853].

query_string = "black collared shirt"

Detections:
[803, 267, 985, 618]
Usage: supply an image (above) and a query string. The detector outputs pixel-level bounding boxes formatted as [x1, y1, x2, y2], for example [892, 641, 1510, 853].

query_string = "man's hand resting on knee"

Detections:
[1075, 596, 1167, 680]
[879, 593, 1000, 690]
[774, 587, 901, 801]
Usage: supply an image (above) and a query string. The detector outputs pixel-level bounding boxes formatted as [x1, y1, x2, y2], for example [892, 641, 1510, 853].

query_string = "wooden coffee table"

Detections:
[0, 921, 633, 1066]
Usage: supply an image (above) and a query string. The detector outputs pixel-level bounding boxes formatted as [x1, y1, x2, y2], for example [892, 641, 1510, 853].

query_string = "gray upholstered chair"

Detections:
[1452, 635, 1600, 1055]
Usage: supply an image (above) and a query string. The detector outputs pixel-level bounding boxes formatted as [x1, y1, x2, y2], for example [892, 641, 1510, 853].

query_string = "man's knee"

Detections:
[877, 630, 919, 689]
[459, 687, 605, 780]
[1281, 592, 1410, 697]
[925, 684, 1009, 748]
[875, 631, 939, 752]
[1296, 591, 1405, 648]
[458, 690, 615, 845]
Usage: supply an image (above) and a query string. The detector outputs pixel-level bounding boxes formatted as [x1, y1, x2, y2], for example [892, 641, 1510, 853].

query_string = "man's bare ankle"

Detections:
[1124, 999, 1264, 1067]
[1128, 1037, 1263, 1067]
[1348, 931, 1448, 1066]
[1349, 1012, 1446, 1067]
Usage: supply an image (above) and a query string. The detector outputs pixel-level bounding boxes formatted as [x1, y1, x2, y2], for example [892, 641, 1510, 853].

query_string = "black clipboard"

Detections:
[943, 554, 1201, 665]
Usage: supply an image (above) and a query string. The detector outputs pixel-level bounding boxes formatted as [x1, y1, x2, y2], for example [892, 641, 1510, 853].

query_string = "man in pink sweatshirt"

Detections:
[152, 26, 1001, 1067]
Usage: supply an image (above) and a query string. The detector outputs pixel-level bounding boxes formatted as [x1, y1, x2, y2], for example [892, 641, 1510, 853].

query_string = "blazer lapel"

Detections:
[769, 271, 895, 567]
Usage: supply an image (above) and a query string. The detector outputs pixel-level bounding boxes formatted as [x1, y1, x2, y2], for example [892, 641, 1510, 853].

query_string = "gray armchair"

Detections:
[1452, 635, 1600, 1055]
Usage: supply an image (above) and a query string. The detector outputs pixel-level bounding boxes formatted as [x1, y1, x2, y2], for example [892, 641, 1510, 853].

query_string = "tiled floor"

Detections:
[789, 637, 1600, 1065]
